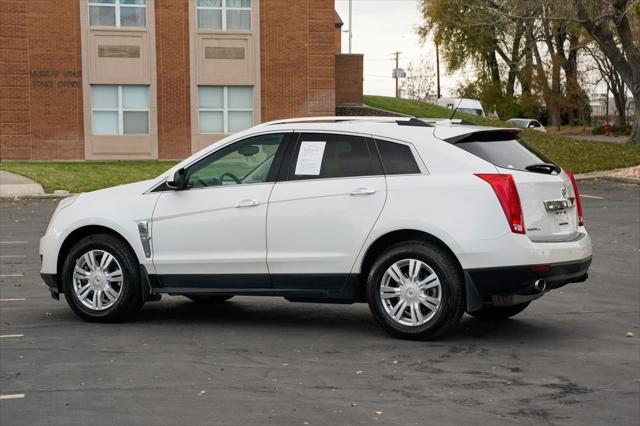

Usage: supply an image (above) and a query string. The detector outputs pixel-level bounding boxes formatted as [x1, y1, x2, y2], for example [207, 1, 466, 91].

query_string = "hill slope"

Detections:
[364, 95, 640, 173]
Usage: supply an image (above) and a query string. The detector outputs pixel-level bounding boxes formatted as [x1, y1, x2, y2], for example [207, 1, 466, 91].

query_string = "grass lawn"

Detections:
[0, 161, 177, 194]
[2, 97, 639, 193]
[364, 95, 640, 174]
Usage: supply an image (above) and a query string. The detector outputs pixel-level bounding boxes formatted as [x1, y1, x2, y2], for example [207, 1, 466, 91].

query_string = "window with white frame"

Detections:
[92, 85, 149, 135]
[197, 0, 251, 30]
[89, 0, 146, 28]
[198, 86, 253, 134]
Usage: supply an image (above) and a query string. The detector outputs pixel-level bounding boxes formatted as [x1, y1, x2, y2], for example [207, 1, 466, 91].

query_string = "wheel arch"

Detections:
[55, 225, 139, 293]
[359, 229, 463, 280]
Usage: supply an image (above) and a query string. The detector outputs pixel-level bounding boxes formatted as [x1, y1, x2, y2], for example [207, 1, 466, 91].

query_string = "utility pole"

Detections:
[348, 0, 352, 54]
[435, 42, 441, 99]
[394, 51, 400, 98]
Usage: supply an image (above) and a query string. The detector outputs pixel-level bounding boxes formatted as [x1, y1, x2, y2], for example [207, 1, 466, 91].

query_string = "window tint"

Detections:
[456, 136, 556, 172]
[289, 133, 382, 180]
[375, 140, 420, 175]
[186, 133, 285, 188]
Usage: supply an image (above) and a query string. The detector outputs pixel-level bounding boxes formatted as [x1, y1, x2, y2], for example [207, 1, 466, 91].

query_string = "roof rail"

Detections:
[257, 116, 432, 127]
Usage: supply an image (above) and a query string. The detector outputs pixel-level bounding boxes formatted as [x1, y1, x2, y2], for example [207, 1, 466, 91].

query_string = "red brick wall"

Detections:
[155, 0, 191, 160]
[335, 54, 363, 105]
[1, 0, 84, 160]
[260, 0, 336, 121]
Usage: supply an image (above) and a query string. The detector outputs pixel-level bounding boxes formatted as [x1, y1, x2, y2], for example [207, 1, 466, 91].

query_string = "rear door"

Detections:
[266, 132, 386, 292]
[454, 132, 579, 242]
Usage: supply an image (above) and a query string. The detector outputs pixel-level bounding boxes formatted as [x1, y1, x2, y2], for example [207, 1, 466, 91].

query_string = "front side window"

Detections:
[197, 0, 251, 30]
[198, 86, 253, 134]
[288, 133, 382, 181]
[92, 85, 149, 135]
[186, 133, 286, 188]
[89, 0, 146, 28]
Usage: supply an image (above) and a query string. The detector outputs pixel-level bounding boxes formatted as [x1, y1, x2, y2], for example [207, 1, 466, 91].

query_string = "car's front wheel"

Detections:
[366, 241, 465, 340]
[61, 234, 143, 322]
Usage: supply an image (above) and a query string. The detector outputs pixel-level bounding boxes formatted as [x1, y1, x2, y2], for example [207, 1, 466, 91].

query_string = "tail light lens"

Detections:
[475, 174, 525, 234]
[566, 171, 584, 226]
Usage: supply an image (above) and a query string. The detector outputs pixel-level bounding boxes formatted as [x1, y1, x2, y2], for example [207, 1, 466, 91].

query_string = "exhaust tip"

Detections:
[534, 279, 547, 292]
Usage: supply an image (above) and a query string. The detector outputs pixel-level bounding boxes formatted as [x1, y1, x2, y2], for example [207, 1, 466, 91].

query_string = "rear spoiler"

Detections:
[444, 129, 521, 144]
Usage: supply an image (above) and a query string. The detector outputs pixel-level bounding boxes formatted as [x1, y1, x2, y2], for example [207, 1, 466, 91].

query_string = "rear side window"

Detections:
[454, 132, 556, 173]
[375, 139, 420, 175]
[288, 133, 382, 180]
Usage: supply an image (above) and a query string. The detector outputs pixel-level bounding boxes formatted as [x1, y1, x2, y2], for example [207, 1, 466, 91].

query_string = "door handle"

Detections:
[234, 199, 259, 208]
[349, 187, 376, 196]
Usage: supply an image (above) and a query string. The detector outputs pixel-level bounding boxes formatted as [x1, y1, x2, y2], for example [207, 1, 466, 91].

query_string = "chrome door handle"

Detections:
[235, 199, 259, 208]
[350, 187, 376, 196]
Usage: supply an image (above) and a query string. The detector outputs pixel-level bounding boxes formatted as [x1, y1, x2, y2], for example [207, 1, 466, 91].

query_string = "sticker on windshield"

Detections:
[295, 141, 326, 175]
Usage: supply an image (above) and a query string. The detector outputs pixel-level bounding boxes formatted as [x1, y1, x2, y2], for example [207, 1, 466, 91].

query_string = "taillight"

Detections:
[475, 174, 525, 234]
[566, 171, 584, 226]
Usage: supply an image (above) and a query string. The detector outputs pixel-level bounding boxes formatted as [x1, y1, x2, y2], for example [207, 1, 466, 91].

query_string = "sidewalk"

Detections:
[0, 170, 44, 197]
[576, 165, 640, 184]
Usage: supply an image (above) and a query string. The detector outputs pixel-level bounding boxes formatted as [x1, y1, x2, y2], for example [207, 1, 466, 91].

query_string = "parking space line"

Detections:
[581, 194, 604, 199]
[0, 298, 26, 302]
[0, 274, 24, 278]
[0, 394, 25, 400]
[0, 334, 24, 339]
[0, 241, 27, 245]
[0, 255, 27, 258]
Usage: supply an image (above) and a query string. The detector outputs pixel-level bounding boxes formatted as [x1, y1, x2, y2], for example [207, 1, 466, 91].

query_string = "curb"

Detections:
[575, 175, 640, 185]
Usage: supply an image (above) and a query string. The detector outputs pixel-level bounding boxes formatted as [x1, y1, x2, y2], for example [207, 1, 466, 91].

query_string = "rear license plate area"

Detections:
[554, 210, 570, 226]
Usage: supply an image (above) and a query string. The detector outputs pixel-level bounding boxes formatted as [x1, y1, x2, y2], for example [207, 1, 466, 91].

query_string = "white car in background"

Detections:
[436, 97, 486, 117]
[507, 118, 547, 132]
[40, 117, 591, 340]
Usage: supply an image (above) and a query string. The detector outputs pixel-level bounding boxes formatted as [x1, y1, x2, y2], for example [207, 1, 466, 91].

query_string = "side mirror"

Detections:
[166, 168, 186, 190]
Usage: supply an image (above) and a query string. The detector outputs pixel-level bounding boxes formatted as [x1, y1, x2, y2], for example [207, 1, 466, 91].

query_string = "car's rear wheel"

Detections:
[185, 295, 233, 303]
[468, 302, 530, 320]
[61, 234, 143, 322]
[366, 241, 465, 340]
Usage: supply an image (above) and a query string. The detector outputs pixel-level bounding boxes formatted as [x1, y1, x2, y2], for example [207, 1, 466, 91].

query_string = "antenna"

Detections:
[449, 98, 463, 120]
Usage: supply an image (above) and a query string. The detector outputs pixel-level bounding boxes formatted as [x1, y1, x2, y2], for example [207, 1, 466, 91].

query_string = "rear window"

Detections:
[375, 140, 421, 174]
[454, 133, 556, 172]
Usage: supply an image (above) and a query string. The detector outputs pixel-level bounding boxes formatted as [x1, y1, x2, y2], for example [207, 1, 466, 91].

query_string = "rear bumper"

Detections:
[465, 256, 592, 299]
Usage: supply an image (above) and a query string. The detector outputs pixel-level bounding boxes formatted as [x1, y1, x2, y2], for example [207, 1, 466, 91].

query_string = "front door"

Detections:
[151, 132, 289, 292]
[266, 132, 387, 294]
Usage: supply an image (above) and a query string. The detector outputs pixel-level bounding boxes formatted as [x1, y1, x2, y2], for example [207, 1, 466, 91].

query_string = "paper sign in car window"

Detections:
[294, 141, 326, 176]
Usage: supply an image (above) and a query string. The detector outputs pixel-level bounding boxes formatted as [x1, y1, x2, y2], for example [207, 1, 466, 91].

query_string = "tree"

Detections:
[400, 59, 435, 102]
[454, 0, 640, 142]
[585, 43, 629, 126]
[571, 0, 640, 142]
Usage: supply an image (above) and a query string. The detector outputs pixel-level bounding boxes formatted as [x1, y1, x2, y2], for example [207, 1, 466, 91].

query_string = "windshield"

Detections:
[458, 108, 484, 117]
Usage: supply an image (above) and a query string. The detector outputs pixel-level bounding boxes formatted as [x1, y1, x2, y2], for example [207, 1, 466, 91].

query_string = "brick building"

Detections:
[1, 0, 363, 160]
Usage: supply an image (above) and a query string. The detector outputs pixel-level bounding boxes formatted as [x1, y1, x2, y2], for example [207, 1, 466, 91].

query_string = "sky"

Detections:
[334, 0, 467, 98]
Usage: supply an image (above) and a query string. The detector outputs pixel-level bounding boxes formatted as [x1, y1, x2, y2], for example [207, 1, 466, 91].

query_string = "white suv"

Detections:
[40, 117, 592, 340]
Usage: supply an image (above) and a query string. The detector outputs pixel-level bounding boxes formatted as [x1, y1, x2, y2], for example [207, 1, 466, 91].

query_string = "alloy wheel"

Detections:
[72, 249, 123, 311]
[379, 258, 442, 327]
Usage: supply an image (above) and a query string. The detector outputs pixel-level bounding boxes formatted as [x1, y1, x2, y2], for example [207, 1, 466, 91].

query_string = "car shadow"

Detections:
[126, 297, 569, 344]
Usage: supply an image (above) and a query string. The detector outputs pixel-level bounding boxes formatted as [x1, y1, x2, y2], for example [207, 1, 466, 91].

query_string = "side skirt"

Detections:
[146, 273, 363, 302]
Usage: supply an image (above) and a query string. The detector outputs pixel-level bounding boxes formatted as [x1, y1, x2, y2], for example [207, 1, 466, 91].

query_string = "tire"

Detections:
[468, 302, 530, 320]
[185, 295, 233, 303]
[366, 241, 465, 340]
[61, 233, 143, 322]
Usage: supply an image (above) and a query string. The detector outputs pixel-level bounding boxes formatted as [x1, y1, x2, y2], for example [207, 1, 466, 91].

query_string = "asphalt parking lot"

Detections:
[0, 180, 638, 426]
